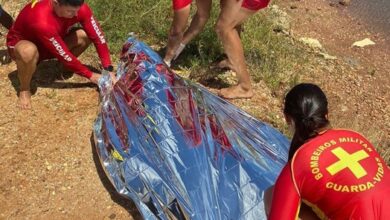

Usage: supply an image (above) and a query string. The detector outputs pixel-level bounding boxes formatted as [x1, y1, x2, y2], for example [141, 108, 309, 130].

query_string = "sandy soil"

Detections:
[0, 0, 388, 219]
[275, 0, 389, 154]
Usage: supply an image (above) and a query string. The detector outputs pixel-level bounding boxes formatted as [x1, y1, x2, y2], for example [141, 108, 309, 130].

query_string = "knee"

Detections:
[15, 42, 39, 64]
[76, 29, 91, 47]
[196, 11, 210, 26]
[169, 27, 184, 39]
[214, 21, 229, 38]
[195, 17, 209, 30]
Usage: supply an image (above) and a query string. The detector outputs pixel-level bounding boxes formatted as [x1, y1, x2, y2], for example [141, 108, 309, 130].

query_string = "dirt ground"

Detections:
[0, 0, 389, 219]
[276, 0, 389, 155]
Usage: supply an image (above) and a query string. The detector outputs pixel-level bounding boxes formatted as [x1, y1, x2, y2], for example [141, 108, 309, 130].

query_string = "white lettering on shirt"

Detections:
[49, 37, 72, 62]
[90, 16, 106, 44]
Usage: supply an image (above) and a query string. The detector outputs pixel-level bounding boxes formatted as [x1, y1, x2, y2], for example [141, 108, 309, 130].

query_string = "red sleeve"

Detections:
[33, 24, 93, 78]
[78, 4, 112, 69]
[268, 163, 301, 220]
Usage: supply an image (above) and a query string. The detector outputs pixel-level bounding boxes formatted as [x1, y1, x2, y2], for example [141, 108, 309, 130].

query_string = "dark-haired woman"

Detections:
[268, 83, 390, 219]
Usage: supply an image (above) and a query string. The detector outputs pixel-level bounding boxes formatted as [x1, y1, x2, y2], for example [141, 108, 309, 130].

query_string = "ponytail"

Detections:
[284, 84, 329, 160]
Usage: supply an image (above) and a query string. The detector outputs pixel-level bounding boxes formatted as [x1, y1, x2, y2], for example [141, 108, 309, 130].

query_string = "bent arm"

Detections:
[78, 4, 112, 69]
[269, 163, 301, 220]
[37, 26, 93, 78]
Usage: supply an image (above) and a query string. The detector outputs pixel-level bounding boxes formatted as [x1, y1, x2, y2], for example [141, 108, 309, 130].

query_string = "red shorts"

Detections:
[172, 0, 192, 10]
[242, 0, 270, 11]
[7, 27, 81, 62]
[7, 34, 55, 62]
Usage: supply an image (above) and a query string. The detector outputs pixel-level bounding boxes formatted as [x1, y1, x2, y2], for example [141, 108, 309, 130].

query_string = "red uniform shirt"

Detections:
[6, 0, 111, 78]
[269, 129, 390, 220]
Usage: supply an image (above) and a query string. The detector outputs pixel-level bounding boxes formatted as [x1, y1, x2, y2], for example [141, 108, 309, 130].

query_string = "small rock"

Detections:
[341, 106, 349, 112]
[339, 0, 351, 6]
[268, 5, 291, 33]
[368, 68, 376, 76]
[299, 37, 323, 50]
[352, 38, 375, 48]
[319, 52, 337, 60]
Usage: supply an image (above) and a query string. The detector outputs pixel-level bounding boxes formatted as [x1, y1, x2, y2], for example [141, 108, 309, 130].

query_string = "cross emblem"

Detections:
[326, 147, 369, 179]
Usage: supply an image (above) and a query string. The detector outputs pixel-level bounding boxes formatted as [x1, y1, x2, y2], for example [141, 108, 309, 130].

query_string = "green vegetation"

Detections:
[88, 0, 311, 92]
[87, 2, 390, 165]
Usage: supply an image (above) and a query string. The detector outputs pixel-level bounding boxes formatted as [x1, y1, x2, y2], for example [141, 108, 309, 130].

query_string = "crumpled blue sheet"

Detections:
[93, 37, 289, 220]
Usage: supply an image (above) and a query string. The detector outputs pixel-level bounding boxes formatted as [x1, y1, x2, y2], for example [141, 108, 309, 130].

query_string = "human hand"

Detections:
[108, 71, 118, 84]
[89, 72, 117, 85]
[89, 73, 101, 84]
[102, 65, 117, 84]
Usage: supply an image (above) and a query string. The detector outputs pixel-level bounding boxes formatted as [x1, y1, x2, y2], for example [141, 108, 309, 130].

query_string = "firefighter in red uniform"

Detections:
[7, 0, 115, 109]
[267, 83, 390, 219]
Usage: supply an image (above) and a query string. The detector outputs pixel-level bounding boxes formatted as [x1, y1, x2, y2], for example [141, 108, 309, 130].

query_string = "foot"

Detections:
[218, 85, 253, 99]
[210, 59, 235, 72]
[163, 59, 171, 67]
[18, 91, 32, 110]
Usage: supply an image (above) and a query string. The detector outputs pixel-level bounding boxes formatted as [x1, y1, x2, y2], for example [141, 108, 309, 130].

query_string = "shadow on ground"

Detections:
[90, 134, 142, 220]
[187, 66, 231, 90]
[0, 49, 12, 65]
[155, 46, 230, 90]
[7, 59, 101, 96]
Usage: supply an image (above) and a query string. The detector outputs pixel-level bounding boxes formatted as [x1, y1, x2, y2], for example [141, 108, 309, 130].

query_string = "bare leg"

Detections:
[64, 28, 91, 57]
[181, 0, 212, 45]
[13, 29, 91, 109]
[168, 0, 212, 61]
[212, 24, 243, 71]
[57, 28, 91, 76]
[164, 5, 191, 65]
[13, 41, 40, 109]
[215, 0, 255, 99]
